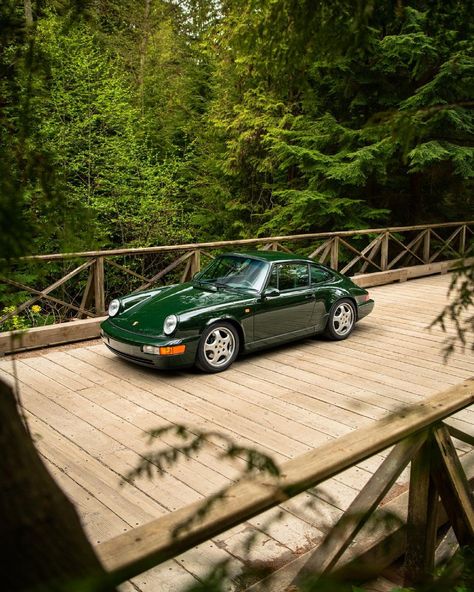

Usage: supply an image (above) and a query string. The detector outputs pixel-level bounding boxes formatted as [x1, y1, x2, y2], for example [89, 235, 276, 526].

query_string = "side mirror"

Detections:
[262, 287, 280, 299]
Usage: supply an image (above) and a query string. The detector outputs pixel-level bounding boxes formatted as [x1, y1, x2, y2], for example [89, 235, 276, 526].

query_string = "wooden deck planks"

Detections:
[1, 273, 473, 591]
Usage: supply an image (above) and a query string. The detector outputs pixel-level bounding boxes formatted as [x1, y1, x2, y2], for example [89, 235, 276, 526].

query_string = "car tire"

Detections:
[195, 322, 240, 373]
[324, 299, 356, 340]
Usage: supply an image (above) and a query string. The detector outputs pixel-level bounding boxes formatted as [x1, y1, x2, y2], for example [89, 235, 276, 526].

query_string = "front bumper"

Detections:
[101, 320, 198, 369]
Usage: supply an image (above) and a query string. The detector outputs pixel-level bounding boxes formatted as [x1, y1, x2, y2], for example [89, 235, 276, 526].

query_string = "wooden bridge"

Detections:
[1, 222, 474, 591]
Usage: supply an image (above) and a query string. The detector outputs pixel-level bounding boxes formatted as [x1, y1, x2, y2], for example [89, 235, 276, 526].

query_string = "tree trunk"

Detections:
[0, 379, 115, 591]
[138, 0, 152, 114]
[24, 0, 33, 27]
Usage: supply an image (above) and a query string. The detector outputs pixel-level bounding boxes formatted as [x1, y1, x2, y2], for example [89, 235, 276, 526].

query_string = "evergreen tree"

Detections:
[192, 0, 473, 237]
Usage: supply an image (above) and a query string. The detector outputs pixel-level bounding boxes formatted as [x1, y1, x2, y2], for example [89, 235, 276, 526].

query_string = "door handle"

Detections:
[305, 293, 316, 300]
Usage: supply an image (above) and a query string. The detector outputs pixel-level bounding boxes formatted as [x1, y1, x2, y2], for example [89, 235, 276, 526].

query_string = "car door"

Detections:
[309, 264, 334, 331]
[253, 262, 316, 344]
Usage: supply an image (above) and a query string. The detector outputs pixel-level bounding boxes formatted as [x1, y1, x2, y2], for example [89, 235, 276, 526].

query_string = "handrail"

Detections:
[16, 220, 474, 261]
[96, 379, 474, 587]
[0, 221, 472, 347]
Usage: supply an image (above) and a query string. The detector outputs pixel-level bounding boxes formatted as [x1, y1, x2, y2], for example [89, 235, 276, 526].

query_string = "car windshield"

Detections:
[195, 256, 268, 292]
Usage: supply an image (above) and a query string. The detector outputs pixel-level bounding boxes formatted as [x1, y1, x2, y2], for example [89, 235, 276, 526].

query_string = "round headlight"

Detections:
[163, 314, 178, 335]
[108, 299, 120, 317]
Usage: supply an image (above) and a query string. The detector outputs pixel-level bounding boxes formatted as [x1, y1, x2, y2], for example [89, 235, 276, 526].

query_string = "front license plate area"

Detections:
[107, 338, 142, 356]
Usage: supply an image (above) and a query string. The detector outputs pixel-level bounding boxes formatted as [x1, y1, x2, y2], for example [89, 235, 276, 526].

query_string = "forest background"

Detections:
[1, 0, 473, 265]
[0, 3, 473, 589]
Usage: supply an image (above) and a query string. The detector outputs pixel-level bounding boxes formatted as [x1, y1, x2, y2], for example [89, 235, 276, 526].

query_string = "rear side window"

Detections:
[310, 265, 331, 285]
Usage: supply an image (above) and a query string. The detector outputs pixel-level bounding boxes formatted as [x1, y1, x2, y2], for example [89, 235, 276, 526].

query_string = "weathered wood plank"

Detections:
[179, 257, 192, 283]
[18, 221, 472, 261]
[429, 227, 463, 263]
[0, 276, 96, 319]
[387, 232, 425, 268]
[353, 257, 474, 288]
[136, 251, 193, 291]
[434, 527, 459, 567]
[105, 258, 150, 283]
[308, 238, 332, 260]
[341, 235, 383, 274]
[95, 380, 474, 583]
[387, 230, 426, 270]
[380, 232, 389, 270]
[431, 424, 474, 545]
[333, 339, 465, 384]
[445, 421, 474, 447]
[93, 256, 106, 315]
[0, 258, 95, 323]
[338, 237, 382, 272]
[0, 273, 472, 590]
[0, 316, 105, 354]
[248, 451, 474, 591]
[423, 229, 431, 263]
[294, 433, 425, 580]
[404, 438, 438, 586]
[293, 341, 457, 390]
[330, 237, 339, 270]
[77, 267, 95, 319]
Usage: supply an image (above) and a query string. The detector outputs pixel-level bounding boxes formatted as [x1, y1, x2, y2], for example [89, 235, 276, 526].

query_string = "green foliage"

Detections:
[433, 251, 474, 360]
[0, 306, 28, 331]
[0, 304, 47, 331]
[33, 10, 196, 250]
[1, 0, 473, 318]
[190, 0, 473, 236]
[2, 0, 472, 259]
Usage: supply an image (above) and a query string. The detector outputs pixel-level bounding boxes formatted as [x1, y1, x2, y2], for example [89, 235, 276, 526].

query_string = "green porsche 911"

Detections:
[101, 251, 374, 373]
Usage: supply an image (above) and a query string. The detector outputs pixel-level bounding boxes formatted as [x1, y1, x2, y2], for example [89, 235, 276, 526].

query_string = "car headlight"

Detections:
[163, 314, 178, 335]
[108, 299, 120, 317]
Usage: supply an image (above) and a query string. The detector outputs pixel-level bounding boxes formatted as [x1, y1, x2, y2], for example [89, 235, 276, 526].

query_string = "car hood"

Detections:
[108, 282, 248, 336]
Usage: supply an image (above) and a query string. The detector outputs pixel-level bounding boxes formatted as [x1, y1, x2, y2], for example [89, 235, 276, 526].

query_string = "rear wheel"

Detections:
[196, 322, 239, 373]
[325, 299, 356, 340]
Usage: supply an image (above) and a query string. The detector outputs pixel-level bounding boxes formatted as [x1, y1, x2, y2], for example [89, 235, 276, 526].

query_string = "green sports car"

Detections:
[101, 251, 374, 373]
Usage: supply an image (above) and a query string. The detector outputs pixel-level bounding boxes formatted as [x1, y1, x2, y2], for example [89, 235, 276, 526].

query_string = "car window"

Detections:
[267, 266, 278, 290]
[196, 255, 268, 291]
[310, 265, 331, 285]
[277, 263, 309, 291]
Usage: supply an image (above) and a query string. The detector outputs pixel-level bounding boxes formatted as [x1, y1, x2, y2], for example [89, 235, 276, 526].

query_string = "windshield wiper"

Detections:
[214, 281, 232, 290]
[193, 280, 217, 292]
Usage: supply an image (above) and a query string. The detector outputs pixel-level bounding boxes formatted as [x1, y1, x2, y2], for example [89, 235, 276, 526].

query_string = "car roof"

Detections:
[225, 250, 313, 263]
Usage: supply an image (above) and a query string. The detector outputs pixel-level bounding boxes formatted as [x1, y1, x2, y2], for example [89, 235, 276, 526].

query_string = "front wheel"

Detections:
[195, 322, 240, 373]
[325, 299, 356, 340]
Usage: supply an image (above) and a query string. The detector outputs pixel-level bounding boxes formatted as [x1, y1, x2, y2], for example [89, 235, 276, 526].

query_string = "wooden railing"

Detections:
[0, 221, 472, 351]
[94, 379, 474, 589]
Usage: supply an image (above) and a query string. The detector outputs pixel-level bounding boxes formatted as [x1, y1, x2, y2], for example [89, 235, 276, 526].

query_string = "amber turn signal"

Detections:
[159, 345, 186, 356]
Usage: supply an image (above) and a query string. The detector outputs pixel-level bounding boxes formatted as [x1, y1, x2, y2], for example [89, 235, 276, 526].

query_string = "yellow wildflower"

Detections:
[31, 305, 41, 314]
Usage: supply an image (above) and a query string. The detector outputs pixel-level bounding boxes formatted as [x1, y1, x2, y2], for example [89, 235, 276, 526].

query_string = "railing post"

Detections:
[404, 434, 438, 587]
[423, 229, 431, 263]
[380, 232, 389, 270]
[190, 250, 200, 278]
[460, 225, 467, 256]
[431, 424, 474, 545]
[330, 237, 339, 270]
[93, 257, 106, 315]
[77, 267, 95, 319]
